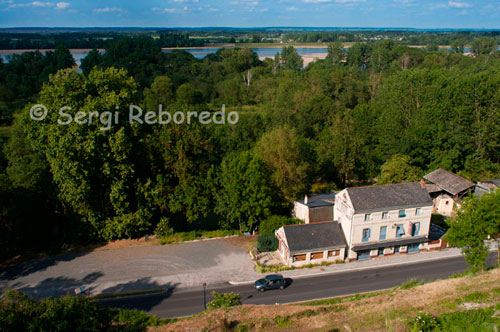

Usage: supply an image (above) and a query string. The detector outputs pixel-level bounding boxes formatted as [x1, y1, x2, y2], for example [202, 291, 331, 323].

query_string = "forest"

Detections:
[0, 34, 499, 260]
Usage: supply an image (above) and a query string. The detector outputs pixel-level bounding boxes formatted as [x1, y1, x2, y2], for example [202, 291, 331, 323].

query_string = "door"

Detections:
[407, 243, 420, 253]
[394, 246, 400, 254]
[357, 250, 371, 260]
[378, 248, 384, 256]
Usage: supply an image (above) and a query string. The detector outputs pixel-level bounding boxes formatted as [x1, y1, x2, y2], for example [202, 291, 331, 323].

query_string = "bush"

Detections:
[0, 290, 116, 332]
[206, 291, 241, 310]
[154, 217, 174, 238]
[410, 312, 440, 332]
[259, 215, 302, 235]
[0, 290, 166, 332]
[257, 233, 278, 252]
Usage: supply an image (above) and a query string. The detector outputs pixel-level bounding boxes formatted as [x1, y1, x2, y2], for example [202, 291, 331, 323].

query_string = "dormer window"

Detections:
[364, 214, 371, 221]
[399, 210, 406, 218]
[382, 212, 389, 219]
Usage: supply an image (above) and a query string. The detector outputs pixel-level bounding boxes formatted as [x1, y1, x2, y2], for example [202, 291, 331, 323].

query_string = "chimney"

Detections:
[420, 179, 426, 188]
[304, 194, 308, 205]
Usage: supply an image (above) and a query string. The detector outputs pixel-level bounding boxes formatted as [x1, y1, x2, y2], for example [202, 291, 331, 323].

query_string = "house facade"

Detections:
[475, 179, 500, 197]
[275, 221, 346, 266]
[334, 182, 434, 261]
[293, 192, 335, 224]
[423, 168, 475, 216]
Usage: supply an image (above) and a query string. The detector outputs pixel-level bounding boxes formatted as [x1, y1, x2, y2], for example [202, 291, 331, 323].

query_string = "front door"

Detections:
[407, 243, 420, 253]
[378, 248, 384, 256]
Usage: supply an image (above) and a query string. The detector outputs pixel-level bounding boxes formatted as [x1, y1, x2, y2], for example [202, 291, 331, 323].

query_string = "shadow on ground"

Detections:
[0, 251, 90, 282]
[96, 279, 180, 313]
[15, 271, 104, 299]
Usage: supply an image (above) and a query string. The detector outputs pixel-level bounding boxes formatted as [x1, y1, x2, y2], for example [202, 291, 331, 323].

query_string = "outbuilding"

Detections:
[275, 221, 346, 266]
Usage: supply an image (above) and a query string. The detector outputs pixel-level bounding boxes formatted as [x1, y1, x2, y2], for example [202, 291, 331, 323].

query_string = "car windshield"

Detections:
[257, 279, 266, 283]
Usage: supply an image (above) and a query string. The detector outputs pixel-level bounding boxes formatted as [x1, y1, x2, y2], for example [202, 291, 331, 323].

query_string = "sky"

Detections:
[1, 0, 500, 29]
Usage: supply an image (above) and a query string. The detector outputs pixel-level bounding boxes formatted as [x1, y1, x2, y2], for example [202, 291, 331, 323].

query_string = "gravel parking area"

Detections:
[0, 236, 259, 299]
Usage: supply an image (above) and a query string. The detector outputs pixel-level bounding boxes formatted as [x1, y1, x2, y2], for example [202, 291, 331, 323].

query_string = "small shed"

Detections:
[275, 221, 346, 266]
[293, 192, 336, 224]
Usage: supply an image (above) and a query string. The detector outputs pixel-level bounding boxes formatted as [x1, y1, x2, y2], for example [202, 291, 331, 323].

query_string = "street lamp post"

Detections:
[202, 282, 207, 310]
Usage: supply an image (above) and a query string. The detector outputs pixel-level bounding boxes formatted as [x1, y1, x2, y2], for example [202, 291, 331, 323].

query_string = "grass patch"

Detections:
[274, 315, 292, 328]
[112, 308, 175, 327]
[159, 229, 240, 245]
[255, 260, 343, 273]
[400, 278, 424, 290]
[462, 291, 491, 303]
[299, 290, 391, 306]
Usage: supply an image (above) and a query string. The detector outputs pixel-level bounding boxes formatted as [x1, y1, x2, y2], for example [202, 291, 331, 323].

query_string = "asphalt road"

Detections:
[99, 253, 497, 318]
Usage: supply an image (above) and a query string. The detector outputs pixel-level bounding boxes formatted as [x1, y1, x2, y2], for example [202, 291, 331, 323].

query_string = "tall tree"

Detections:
[378, 154, 423, 184]
[215, 151, 277, 232]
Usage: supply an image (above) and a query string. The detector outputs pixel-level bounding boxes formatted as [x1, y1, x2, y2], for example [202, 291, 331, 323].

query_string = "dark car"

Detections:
[254, 274, 285, 292]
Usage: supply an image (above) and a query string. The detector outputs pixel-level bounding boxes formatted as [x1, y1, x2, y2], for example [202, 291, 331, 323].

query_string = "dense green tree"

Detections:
[258, 215, 302, 235]
[326, 42, 345, 66]
[378, 154, 423, 184]
[445, 190, 500, 271]
[215, 151, 277, 232]
[80, 48, 103, 75]
[279, 46, 303, 71]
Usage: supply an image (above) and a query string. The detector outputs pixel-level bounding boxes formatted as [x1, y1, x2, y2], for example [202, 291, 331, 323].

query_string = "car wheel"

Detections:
[259, 288, 265, 292]
[280, 285, 284, 290]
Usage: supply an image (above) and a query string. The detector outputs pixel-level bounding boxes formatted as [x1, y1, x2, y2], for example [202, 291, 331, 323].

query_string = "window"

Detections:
[396, 224, 405, 238]
[399, 210, 406, 218]
[394, 246, 400, 254]
[382, 212, 389, 219]
[415, 208, 422, 216]
[364, 214, 371, 221]
[378, 248, 384, 256]
[362, 228, 371, 243]
[328, 250, 340, 257]
[379, 226, 387, 241]
[412, 222, 420, 236]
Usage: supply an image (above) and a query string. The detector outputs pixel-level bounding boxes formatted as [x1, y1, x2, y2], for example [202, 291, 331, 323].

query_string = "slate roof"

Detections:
[351, 236, 429, 251]
[423, 168, 475, 196]
[283, 221, 346, 254]
[346, 182, 433, 214]
[296, 192, 336, 208]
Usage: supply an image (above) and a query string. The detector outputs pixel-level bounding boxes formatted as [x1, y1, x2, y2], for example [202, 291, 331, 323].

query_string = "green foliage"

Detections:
[154, 217, 174, 238]
[438, 308, 499, 332]
[258, 215, 303, 235]
[444, 190, 500, 272]
[255, 126, 316, 202]
[277, 46, 303, 71]
[215, 151, 278, 232]
[206, 292, 241, 311]
[410, 312, 440, 332]
[378, 154, 423, 184]
[257, 233, 278, 252]
[400, 278, 424, 290]
[0, 290, 123, 332]
[274, 315, 292, 328]
[112, 308, 170, 328]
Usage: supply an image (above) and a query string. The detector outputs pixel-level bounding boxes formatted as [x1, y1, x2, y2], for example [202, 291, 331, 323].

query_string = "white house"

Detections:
[334, 182, 434, 261]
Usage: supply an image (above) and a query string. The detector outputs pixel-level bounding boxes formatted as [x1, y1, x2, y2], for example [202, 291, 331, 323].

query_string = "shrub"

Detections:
[257, 233, 278, 252]
[206, 292, 241, 310]
[410, 312, 440, 332]
[259, 215, 302, 235]
[154, 217, 174, 238]
[438, 308, 497, 332]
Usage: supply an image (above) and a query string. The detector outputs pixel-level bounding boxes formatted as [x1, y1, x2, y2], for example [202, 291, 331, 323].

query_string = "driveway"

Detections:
[0, 236, 260, 299]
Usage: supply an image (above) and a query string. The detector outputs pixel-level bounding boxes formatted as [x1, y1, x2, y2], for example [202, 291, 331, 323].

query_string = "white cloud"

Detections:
[9, 1, 52, 7]
[94, 7, 123, 13]
[55, 1, 69, 9]
[448, 1, 471, 8]
[152, 7, 176, 13]
[286, 6, 298, 11]
[303, 0, 364, 3]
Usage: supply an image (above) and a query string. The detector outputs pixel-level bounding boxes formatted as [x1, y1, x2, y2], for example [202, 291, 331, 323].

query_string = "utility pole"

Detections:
[202, 282, 207, 310]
